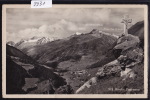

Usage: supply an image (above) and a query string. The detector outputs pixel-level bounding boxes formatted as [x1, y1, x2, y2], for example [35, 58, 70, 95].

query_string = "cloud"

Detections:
[7, 19, 88, 42]
[6, 8, 144, 42]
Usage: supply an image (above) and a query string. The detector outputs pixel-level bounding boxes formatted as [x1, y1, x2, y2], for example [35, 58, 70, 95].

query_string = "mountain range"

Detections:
[6, 20, 144, 94]
[7, 36, 52, 50]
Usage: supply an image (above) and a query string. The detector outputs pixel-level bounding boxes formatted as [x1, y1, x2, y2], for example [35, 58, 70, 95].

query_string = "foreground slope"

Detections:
[6, 55, 29, 94]
[76, 21, 144, 94]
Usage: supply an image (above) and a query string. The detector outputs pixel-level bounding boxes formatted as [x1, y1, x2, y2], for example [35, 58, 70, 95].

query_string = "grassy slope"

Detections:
[80, 63, 144, 94]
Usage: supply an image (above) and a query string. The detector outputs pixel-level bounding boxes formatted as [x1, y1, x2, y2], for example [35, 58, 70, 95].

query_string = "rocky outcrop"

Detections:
[76, 33, 144, 94]
[107, 34, 143, 79]
[114, 34, 140, 53]
[96, 60, 121, 78]
[121, 68, 137, 80]
[128, 21, 144, 48]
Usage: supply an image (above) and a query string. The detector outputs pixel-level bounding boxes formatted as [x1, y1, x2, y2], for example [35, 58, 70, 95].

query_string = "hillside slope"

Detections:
[6, 55, 29, 94]
[6, 45, 67, 94]
[7, 44, 34, 62]
[21, 30, 117, 64]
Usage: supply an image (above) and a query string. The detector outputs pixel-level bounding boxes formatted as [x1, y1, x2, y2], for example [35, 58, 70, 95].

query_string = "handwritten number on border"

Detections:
[33, 1, 45, 7]
[31, 0, 52, 8]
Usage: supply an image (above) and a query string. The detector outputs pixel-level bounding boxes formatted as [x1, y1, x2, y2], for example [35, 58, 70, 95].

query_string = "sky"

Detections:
[6, 8, 144, 43]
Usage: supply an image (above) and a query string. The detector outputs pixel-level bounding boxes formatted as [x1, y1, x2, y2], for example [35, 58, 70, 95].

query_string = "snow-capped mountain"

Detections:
[7, 41, 15, 46]
[75, 32, 82, 35]
[37, 37, 51, 45]
[15, 37, 52, 50]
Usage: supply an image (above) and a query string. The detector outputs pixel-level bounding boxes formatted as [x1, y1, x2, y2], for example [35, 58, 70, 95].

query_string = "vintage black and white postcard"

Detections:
[2, 4, 148, 98]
